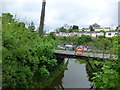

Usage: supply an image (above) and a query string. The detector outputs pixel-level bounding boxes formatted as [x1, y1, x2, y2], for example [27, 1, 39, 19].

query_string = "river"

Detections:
[48, 58, 92, 89]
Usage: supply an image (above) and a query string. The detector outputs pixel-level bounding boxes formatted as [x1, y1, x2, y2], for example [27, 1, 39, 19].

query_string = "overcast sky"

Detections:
[1, 0, 120, 32]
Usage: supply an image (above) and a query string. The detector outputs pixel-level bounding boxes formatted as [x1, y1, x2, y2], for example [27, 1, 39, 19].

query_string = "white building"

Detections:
[95, 27, 111, 31]
[55, 31, 119, 38]
[105, 31, 119, 38]
[80, 27, 111, 32]
[56, 32, 79, 37]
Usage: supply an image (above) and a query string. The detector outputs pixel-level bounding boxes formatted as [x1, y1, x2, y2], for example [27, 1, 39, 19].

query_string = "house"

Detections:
[94, 27, 111, 31]
[55, 31, 119, 38]
[105, 31, 119, 38]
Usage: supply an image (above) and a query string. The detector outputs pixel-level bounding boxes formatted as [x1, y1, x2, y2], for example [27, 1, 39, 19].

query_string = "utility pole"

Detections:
[39, 0, 46, 37]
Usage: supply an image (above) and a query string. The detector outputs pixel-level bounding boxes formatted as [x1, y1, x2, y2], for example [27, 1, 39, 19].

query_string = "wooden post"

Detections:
[39, 0, 46, 37]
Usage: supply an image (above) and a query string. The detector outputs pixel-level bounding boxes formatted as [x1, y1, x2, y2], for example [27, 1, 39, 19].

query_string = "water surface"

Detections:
[49, 58, 92, 88]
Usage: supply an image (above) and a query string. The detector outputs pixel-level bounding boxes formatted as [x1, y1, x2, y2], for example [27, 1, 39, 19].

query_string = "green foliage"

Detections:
[3, 60, 33, 88]
[84, 35, 120, 88]
[28, 21, 35, 32]
[40, 65, 50, 78]
[112, 36, 120, 59]
[97, 35, 105, 38]
[56, 24, 79, 33]
[68, 29, 74, 32]
[75, 34, 93, 45]
[92, 62, 120, 88]
[89, 25, 95, 31]
[2, 13, 57, 88]
[92, 23, 100, 28]
[91, 36, 120, 88]
[48, 32, 57, 40]
[99, 30, 106, 38]
[56, 27, 67, 32]
[87, 37, 116, 59]
[58, 34, 93, 46]
[72, 25, 79, 30]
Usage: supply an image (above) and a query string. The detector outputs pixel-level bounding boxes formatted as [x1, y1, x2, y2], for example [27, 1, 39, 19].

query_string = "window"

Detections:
[114, 33, 119, 35]
[108, 33, 111, 35]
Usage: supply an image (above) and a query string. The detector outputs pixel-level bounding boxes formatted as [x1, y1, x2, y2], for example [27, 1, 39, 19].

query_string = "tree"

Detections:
[57, 27, 67, 32]
[75, 34, 93, 45]
[18, 22, 26, 28]
[115, 26, 120, 31]
[100, 30, 106, 38]
[89, 25, 95, 31]
[82, 28, 85, 31]
[69, 25, 73, 29]
[72, 25, 79, 30]
[2, 13, 58, 88]
[92, 23, 100, 28]
[63, 24, 70, 30]
[49, 32, 56, 40]
[28, 21, 35, 32]
[2, 13, 14, 24]
[68, 29, 73, 32]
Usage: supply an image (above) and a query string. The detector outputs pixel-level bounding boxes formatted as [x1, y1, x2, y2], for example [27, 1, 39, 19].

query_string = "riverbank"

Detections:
[47, 58, 92, 88]
[30, 60, 66, 88]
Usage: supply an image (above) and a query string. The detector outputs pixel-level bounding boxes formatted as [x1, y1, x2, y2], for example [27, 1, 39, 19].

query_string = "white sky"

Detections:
[1, 0, 120, 31]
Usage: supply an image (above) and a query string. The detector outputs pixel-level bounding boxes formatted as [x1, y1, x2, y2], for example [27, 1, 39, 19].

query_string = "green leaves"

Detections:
[75, 34, 93, 45]
[59, 34, 93, 45]
[40, 65, 50, 77]
[92, 61, 120, 88]
[47, 59, 57, 67]
[2, 13, 57, 88]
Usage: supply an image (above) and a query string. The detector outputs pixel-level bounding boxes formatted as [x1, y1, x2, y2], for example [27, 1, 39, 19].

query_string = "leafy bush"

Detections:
[91, 36, 120, 88]
[75, 34, 93, 45]
[97, 35, 105, 38]
[92, 61, 120, 88]
[2, 13, 57, 88]
[59, 34, 93, 45]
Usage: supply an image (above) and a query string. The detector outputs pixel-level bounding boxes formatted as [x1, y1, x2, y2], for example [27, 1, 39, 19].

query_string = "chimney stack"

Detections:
[39, 0, 46, 37]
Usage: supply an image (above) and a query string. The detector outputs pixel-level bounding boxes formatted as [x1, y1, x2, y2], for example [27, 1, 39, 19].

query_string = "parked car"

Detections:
[65, 45, 74, 51]
[58, 45, 65, 50]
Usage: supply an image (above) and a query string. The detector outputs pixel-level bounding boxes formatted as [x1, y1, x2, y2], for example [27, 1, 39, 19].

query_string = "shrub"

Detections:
[2, 13, 57, 88]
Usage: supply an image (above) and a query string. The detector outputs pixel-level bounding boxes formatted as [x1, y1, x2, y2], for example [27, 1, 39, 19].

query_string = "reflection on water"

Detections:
[48, 58, 92, 89]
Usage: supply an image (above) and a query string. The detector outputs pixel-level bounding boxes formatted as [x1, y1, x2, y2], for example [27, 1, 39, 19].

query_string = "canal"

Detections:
[48, 58, 92, 89]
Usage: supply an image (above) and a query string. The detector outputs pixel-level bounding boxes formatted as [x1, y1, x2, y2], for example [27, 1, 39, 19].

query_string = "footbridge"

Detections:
[54, 50, 116, 62]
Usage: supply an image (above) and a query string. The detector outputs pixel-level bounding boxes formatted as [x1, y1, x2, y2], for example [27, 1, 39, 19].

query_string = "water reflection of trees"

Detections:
[45, 59, 95, 89]
[75, 59, 93, 82]
[75, 59, 86, 64]
[45, 59, 69, 90]
[85, 61, 94, 82]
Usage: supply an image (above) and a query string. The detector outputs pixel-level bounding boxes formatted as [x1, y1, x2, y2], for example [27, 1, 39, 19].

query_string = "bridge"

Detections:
[54, 50, 116, 62]
[54, 50, 117, 72]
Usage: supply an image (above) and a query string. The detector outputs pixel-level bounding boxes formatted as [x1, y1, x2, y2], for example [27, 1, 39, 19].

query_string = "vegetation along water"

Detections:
[1, 13, 120, 89]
